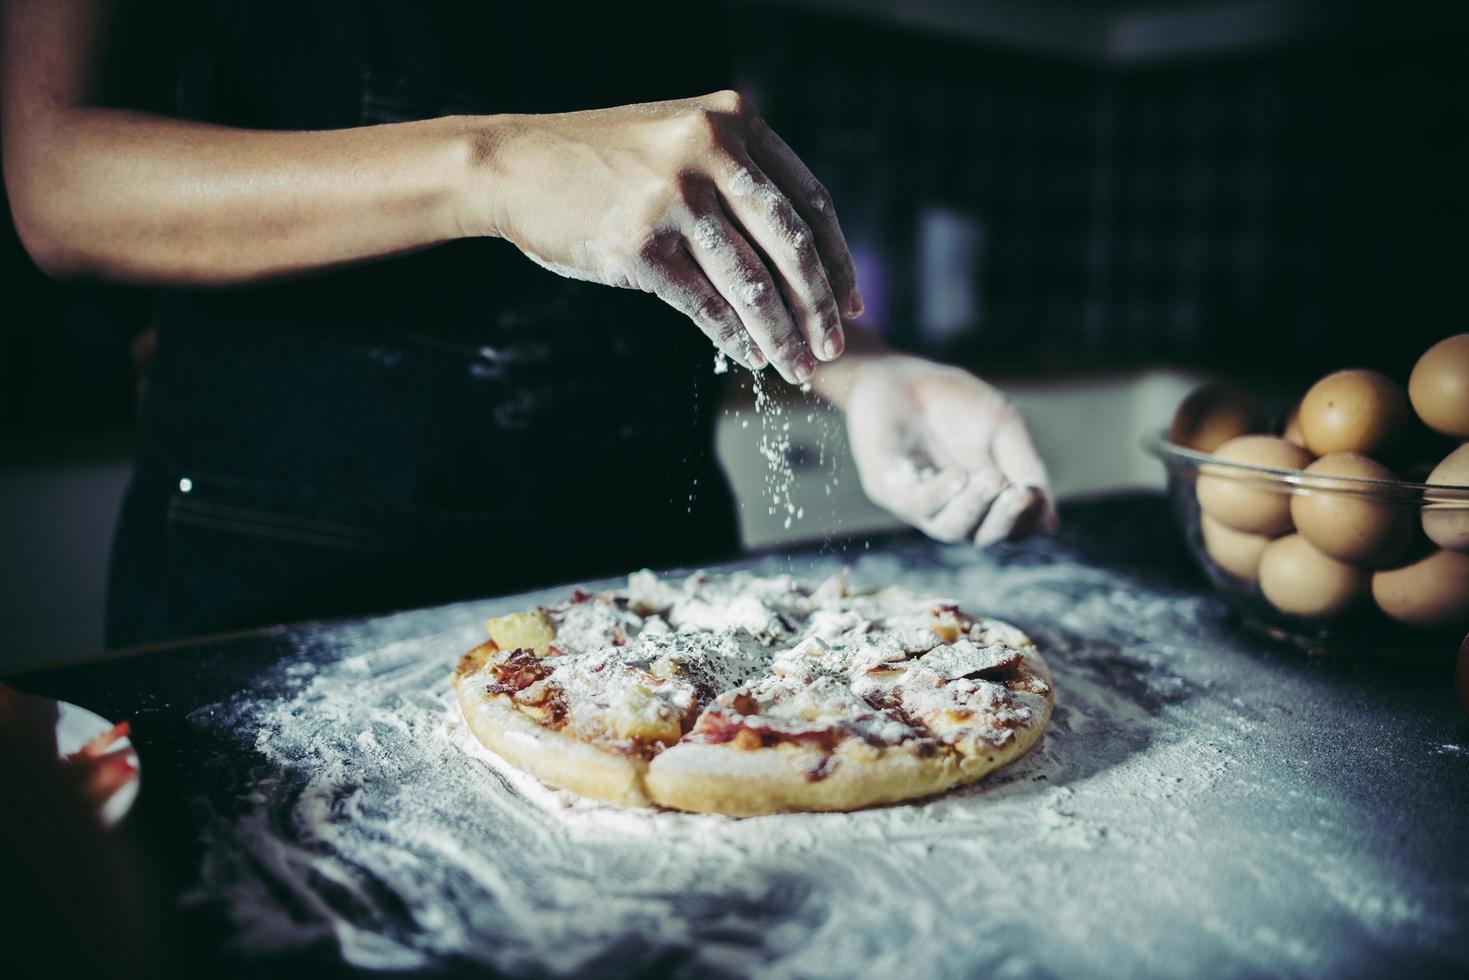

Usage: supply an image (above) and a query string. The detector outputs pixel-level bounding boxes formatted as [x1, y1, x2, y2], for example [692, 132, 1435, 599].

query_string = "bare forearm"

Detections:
[5, 0, 867, 377]
[4, 108, 492, 284]
[808, 323, 895, 409]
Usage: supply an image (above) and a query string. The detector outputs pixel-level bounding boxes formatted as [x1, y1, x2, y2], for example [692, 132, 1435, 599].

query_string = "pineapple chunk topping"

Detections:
[485, 610, 556, 656]
[607, 684, 685, 744]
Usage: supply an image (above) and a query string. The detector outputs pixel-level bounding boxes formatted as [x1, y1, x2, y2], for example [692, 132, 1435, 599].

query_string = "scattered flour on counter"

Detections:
[183, 545, 1455, 978]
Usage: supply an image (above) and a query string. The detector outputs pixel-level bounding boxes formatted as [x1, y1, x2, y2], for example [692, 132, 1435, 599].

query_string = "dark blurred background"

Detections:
[3, 0, 1466, 664]
[731, 0, 1466, 379]
[6, 0, 1467, 437]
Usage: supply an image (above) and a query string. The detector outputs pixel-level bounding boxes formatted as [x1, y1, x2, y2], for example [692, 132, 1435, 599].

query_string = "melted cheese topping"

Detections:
[468, 570, 1048, 758]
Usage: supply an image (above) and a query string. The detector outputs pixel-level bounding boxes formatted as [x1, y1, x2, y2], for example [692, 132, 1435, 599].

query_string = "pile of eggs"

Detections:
[1171, 334, 1469, 632]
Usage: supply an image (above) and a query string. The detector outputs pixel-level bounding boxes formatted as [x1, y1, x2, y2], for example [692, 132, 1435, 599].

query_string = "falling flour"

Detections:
[748, 367, 804, 530]
[742, 365, 849, 537]
[182, 539, 1459, 978]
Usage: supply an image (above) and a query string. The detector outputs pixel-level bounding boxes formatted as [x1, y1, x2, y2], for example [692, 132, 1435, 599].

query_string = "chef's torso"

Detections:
[109, 1, 741, 644]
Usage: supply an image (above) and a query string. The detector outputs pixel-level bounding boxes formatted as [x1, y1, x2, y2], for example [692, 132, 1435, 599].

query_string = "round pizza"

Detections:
[451, 570, 1053, 816]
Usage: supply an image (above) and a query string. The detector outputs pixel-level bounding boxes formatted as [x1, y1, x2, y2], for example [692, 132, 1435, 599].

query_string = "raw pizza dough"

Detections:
[452, 570, 1053, 816]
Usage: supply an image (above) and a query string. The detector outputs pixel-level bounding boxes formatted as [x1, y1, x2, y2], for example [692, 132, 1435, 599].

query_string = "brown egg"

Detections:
[1290, 453, 1412, 566]
[1423, 444, 1469, 551]
[1372, 548, 1469, 629]
[1170, 385, 1264, 453]
[1409, 334, 1469, 438]
[1282, 403, 1306, 448]
[1298, 369, 1409, 457]
[1196, 435, 1312, 535]
[1259, 534, 1371, 618]
[1201, 514, 1271, 582]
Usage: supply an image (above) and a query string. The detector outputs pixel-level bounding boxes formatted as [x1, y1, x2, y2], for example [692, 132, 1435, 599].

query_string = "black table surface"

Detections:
[8, 492, 1468, 979]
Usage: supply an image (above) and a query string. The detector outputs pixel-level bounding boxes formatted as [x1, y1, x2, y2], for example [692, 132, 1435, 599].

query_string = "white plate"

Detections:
[25, 695, 141, 827]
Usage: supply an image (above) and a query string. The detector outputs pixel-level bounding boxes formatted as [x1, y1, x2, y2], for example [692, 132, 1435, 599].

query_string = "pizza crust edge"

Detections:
[645, 649, 1054, 816]
[453, 674, 654, 808]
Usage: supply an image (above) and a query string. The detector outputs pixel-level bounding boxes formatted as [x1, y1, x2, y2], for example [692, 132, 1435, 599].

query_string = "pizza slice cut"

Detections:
[452, 572, 1053, 816]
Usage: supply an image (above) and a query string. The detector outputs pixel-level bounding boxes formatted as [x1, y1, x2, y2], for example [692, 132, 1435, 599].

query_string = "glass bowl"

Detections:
[1143, 431, 1469, 657]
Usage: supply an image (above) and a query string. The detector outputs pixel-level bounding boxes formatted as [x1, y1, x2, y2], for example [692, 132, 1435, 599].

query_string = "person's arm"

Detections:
[1, 0, 860, 384]
[804, 324, 890, 409]
[0, 0, 477, 286]
[810, 325, 1060, 547]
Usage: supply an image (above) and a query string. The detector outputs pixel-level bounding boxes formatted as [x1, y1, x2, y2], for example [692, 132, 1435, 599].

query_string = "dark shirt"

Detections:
[107, 2, 741, 645]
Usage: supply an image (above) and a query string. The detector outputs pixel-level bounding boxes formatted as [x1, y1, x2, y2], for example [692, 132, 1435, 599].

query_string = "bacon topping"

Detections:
[539, 694, 569, 727]
[1003, 672, 1051, 695]
[806, 754, 839, 782]
[861, 691, 941, 756]
[691, 708, 848, 752]
[485, 650, 555, 695]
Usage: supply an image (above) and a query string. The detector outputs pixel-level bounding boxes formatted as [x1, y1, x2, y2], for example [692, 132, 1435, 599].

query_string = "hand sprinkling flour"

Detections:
[472, 91, 861, 384]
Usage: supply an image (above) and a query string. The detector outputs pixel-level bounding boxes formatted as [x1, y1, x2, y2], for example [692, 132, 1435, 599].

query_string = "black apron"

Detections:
[106, 2, 740, 645]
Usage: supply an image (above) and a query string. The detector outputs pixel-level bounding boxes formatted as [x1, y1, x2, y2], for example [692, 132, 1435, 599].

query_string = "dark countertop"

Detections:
[8, 492, 1468, 979]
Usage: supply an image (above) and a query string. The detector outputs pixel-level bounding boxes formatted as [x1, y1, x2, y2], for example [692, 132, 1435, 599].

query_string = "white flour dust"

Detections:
[182, 546, 1450, 978]
[748, 368, 804, 530]
[743, 368, 844, 536]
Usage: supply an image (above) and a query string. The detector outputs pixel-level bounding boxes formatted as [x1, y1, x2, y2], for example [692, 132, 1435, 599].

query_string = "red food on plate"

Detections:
[65, 722, 139, 810]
